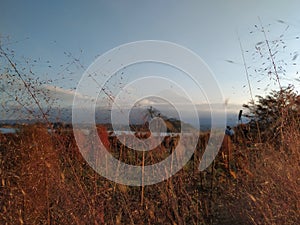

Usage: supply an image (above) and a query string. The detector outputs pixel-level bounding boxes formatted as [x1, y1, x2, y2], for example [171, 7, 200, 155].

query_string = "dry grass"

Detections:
[1, 118, 299, 224]
[0, 126, 208, 224]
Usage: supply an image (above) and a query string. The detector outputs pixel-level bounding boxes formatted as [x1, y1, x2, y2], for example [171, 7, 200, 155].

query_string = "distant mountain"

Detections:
[1, 81, 243, 129]
[0, 104, 241, 131]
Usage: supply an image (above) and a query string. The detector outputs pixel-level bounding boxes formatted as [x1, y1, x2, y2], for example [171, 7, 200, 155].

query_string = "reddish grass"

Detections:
[0, 123, 299, 224]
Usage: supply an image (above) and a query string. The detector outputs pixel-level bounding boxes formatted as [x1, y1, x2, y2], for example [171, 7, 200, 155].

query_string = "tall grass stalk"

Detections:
[237, 31, 262, 143]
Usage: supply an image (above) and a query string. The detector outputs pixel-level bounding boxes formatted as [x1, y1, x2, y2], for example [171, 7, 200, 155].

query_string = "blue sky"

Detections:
[1, 0, 300, 110]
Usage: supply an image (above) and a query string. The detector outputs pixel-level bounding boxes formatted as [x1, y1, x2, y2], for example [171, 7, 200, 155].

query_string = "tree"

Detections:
[243, 85, 300, 143]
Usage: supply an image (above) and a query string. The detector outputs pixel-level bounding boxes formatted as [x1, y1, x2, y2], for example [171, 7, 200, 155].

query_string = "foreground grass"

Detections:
[0, 124, 299, 224]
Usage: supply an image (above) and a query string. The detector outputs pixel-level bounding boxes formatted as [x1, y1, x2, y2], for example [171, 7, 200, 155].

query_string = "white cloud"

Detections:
[43, 85, 97, 107]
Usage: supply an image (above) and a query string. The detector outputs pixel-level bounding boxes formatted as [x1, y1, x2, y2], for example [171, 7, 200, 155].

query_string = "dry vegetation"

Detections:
[1, 94, 299, 225]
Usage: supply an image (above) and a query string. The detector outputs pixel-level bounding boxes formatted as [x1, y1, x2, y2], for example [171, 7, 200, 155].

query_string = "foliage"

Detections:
[243, 85, 300, 142]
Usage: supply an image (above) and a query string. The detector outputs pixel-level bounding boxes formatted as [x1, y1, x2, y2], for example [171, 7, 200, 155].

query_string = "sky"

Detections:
[1, 0, 300, 120]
